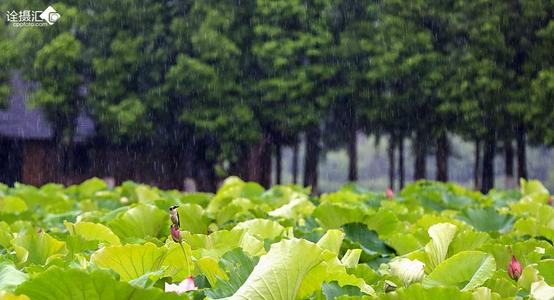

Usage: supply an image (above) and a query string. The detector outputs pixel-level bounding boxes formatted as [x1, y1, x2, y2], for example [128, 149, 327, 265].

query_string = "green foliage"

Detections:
[422, 251, 496, 291]
[0, 262, 27, 292]
[30, 32, 83, 142]
[0, 179, 553, 298]
[15, 267, 186, 300]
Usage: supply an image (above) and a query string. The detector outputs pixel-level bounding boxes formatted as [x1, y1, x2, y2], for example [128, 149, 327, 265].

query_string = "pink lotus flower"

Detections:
[165, 276, 198, 294]
[385, 188, 394, 199]
[548, 196, 552, 206]
[170, 224, 181, 243]
[508, 255, 522, 280]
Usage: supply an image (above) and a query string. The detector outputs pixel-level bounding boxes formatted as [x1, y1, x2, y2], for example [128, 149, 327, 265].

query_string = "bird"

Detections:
[169, 205, 180, 227]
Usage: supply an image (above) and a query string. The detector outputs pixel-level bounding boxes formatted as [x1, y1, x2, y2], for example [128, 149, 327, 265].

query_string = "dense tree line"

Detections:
[0, 0, 552, 193]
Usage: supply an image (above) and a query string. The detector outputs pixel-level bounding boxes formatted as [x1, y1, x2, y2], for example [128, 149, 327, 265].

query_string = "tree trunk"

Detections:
[504, 139, 515, 188]
[413, 131, 426, 180]
[246, 133, 272, 188]
[347, 123, 358, 182]
[303, 125, 320, 194]
[292, 141, 299, 184]
[481, 134, 496, 194]
[474, 139, 481, 190]
[388, 135, 395, 191]
[436, 132, 448, 182]
[275, 143, 282, 185]
[398, 136, 405, 189]
[516, 131, 527, 181]
[260, 135, 272, 188]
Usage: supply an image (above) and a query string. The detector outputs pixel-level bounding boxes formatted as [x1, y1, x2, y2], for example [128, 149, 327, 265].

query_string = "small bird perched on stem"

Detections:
[169, 206, 192, 271]
[169, 205, 180, 227]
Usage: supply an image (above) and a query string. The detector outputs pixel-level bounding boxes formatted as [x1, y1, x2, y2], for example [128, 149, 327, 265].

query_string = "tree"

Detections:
[529, 20, 554, 146]
[0, 21, 15, 109]
[252, 0, 334, 191]
[362, 0, 444, 187]
[31, 33, 83, 143]
[164, 0, 260, 190]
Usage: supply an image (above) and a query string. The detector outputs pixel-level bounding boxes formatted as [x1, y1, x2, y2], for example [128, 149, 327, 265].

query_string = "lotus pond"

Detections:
[0, 177, 553, 299]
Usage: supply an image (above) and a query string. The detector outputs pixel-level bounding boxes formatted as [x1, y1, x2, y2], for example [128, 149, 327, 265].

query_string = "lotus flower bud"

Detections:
[170, 224, 181, 243]
[548, 196, 552, 206]
[385, 188, 394, 199]
[508, 255, 522, 280]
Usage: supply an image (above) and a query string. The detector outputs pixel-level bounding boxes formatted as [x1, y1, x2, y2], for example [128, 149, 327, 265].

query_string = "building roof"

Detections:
[0, 72, 95, 142]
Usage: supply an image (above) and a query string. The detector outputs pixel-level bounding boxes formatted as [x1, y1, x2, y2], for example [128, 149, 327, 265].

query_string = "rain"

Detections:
[0, 1, 553, 298]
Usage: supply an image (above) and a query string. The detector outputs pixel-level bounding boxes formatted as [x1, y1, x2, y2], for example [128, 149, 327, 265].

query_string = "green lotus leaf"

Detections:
[0, 222, 12, 248]
[316, 229, 345, 255]
[64, 221, 121, 245]
[319, 190, 368, 204]
[537, 259, 554, 285]
[181, 192, 213, 207]
[207, 177, 264, 215]
[380, 283, 473, 300]
[107, 204, 168, 240]
[510, 201, 554, 223]
[424, 223, 457, 270]
[423, 251, 496, 291]
[448, 230, 490, 256]
[230, 238, 327, 299]
[513, 217, 554, 240]
[0, 262, 27, 292]
[342, 223, 395, 258]
[197, 256, 228, 287]
[322, 281, 363, 299]
[135, 185, 161, 203]
[400, 181, 478, 212]
[482, 270, 518, 298]
[470, 287, 502, 300]
[349, 264, 380, 285]
[11, 230, 66, 265]
[364, 209, 401, 237]
[341, 249, 362, 268]
[268, 194, 315, 220]
[0, 196, 27, 214]
[15, 267, 184, 300]
[313, 202, 366, 228]
[77, 178, 108, 199]
[204, 248, 259, 299]
[128, 269, 166, 288]
[260, 186, 309, 210]
[520, 178, 549, 197]
[177, 204, 211, 234]
[216, 198, 255, 225]
[481, 239, 552, 270]
[456, 207, 515, 234]
[91, 242, 167, 281]
[298, 255, 375, 299]
[224, 234, 373, 300]
[183, 229, 264, 257]
[161, 241, 194, 281]
[386, 233, 423, 255]
[518, 265, 540, 291]
[233, 219, 284, 241]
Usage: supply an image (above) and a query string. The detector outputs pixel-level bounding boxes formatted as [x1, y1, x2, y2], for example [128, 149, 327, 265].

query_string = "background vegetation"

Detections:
[1, 0, 553, 193]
